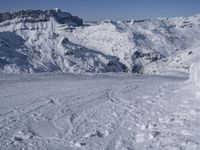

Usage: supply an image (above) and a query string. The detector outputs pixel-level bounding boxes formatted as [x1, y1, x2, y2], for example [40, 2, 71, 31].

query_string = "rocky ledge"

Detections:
[0, 8, 83, 26]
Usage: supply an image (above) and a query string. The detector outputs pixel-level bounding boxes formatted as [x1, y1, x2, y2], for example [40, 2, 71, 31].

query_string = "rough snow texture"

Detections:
[2, 9, 200, 150]
[0, 10, 200, 73]
[2, 73, 200, 150]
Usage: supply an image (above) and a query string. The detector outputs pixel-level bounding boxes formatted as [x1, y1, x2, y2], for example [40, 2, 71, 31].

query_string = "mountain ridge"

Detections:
[0, 9, 200, 74]
[0, 9, 83, 26]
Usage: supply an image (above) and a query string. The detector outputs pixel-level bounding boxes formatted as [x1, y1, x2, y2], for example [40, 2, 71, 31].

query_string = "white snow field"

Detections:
[1, 72, 200, 150]
[1, 9, 200, 150]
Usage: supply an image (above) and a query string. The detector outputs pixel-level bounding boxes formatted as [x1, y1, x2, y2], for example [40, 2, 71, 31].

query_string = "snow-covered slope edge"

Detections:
[190, 61, 200, 89]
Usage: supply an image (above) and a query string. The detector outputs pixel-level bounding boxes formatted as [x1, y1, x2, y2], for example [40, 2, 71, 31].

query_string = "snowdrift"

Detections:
[190, 61, 200, 88]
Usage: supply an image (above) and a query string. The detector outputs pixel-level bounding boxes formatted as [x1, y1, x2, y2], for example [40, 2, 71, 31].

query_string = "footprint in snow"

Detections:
[13, 130, 34, 142]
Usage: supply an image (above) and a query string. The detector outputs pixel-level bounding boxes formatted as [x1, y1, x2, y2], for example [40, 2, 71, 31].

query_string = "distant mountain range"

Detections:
[0, 9, 200, 74]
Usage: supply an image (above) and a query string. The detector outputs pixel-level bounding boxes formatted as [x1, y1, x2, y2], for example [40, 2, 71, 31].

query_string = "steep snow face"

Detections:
[143, 15, 200, 74]
[0, 11, 127, 73]
[67, 21, 134, 68]
[0, 10, 200, 73]
[66, 16, 200, 73]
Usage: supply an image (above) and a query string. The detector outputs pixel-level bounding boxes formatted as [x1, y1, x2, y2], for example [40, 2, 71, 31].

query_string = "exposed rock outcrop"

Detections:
[0, 9, 83, 26]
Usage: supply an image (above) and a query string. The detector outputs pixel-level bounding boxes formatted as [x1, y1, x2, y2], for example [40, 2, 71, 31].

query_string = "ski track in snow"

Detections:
[0, 73, 200, 150]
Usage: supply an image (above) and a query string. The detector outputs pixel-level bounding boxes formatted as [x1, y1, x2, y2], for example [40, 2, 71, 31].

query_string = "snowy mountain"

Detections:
[0, 9, 200, 73]
[2, 9, 200, 150]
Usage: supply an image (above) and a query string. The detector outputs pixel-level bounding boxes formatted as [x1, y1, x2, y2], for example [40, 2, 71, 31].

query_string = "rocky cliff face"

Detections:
[0, 9, 83, 26]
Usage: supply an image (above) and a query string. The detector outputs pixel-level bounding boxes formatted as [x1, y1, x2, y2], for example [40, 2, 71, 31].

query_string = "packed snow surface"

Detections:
[1, 73, 200, 150]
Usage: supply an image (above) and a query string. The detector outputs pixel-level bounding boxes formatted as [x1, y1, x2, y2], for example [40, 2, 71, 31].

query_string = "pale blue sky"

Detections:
[0, 0, 200, 21]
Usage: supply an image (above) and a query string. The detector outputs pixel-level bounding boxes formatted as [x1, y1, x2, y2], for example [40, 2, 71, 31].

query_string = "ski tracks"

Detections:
[1, 74, 200, 150]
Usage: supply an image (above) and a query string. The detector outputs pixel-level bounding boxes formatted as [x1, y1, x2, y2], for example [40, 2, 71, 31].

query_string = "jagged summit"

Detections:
[0, 9, 83, 26]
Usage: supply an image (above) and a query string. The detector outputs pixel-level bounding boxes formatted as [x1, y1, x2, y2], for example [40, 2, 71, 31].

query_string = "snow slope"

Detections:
[2, 73, 200, 150]
[1, 9, 200, 150]
[0, 9, 127, 73]
[65, 15, 200, 73]
[0, 9, 200, 74]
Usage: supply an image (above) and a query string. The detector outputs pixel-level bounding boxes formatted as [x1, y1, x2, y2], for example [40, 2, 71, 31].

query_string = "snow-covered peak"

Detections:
[0, 10, 200, 74]
[54, 8, 61, 12]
